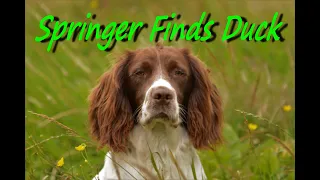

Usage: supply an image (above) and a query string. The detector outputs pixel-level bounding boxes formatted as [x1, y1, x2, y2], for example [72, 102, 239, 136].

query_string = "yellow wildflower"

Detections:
[75, 143, 86, 151]
[282, 105, 292, 112]
[57, 157, 64, 167]
[90, 0, 99, 9]
[85, 159, 88, 163]
[248, 123, 258, 131]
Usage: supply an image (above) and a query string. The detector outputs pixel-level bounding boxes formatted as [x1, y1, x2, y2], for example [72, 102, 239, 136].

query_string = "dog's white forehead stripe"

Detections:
[144, 78, 175, 99]
[150, 78, 174, 90]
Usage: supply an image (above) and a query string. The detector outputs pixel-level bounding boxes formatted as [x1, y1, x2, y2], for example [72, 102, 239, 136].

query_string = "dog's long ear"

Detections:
[182, 48, 223, 150]
[88, 51, 134, 152]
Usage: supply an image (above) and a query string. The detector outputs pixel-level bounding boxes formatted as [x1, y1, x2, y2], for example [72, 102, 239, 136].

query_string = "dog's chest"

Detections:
[118, 144, 196, 180]
[96, 125, 206, 180]
[117, 125, 201, 179]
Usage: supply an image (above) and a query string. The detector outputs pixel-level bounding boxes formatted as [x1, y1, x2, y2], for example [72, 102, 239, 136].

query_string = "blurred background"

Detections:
[26, 0, 295, 179]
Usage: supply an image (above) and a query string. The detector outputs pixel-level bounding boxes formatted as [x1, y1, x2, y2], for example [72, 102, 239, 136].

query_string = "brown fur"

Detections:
[88, 51, 135, 152]
[182, 48, 223, 149]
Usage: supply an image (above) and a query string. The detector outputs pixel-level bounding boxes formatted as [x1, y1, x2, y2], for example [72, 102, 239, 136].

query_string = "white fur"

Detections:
[92, 125, 207, 180]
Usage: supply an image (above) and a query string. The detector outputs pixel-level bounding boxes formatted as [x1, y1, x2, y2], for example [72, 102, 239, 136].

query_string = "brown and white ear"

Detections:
[88, 51, 134, 152]
[182, 48, 223, 150]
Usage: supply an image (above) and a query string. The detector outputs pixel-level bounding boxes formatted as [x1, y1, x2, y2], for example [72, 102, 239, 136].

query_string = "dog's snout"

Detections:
[151, 87, 174, 104]
[141, 78, 180, 126]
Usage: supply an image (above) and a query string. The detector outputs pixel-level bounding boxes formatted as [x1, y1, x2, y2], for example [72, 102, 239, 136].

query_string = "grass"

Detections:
[26, 0, 295, 179]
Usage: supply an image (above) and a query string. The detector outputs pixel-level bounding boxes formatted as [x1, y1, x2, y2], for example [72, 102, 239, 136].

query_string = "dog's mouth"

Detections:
[144, 112, 171, 125]
[152, 112, 169, 119]
[141, 111, 180, 129]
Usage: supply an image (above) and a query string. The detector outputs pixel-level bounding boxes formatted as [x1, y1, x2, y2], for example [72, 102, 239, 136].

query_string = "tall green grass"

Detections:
[26, 0, 295, 179]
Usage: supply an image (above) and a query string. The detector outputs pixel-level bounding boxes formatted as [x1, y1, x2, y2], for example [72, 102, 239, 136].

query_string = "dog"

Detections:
[89, 43, 223, 180]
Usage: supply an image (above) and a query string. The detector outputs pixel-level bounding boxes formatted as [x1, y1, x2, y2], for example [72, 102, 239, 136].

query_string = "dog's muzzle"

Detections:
[140, 79, 180, 127]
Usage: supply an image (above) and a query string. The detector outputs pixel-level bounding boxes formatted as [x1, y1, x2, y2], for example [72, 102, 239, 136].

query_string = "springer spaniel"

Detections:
[89, 43, 223, 180]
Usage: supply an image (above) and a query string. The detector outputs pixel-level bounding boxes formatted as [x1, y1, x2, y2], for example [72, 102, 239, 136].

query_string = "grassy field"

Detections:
[26, 0, 295, 179]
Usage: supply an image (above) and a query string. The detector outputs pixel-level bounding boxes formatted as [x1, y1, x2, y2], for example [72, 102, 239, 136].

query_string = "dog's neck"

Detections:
[129, 122, 188, 154]
[106, 122, 206, 179]
[114, 121, 193, 166]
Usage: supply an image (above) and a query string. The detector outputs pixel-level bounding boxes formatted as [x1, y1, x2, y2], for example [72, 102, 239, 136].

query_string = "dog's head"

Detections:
[88, 44, 223, 152]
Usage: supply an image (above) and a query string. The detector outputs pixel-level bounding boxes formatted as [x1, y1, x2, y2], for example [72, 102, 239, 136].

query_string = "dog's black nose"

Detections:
[151, 87, 174, 104]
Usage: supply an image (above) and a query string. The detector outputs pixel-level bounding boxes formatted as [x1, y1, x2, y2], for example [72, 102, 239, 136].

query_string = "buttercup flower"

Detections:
[57, 157, 64, 167]
[85, 159, 88, 163]
[90, 0, 99, 9]
[75, 143, 87, 151]
[248, 123, 258, 131]
[282, 105, 292, 112]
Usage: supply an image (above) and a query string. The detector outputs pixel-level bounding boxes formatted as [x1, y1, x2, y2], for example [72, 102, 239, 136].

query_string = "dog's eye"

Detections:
[174, 69, 185, 76]
[134, 70, 145, 76]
